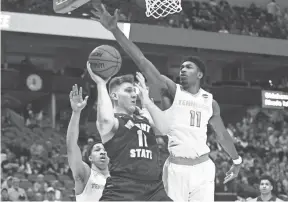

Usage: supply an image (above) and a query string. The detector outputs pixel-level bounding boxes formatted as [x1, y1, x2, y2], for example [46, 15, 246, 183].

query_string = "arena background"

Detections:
[1, 0, 288, 201]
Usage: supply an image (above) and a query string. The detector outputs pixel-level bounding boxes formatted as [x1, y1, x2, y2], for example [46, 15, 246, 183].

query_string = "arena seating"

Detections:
[1, 0, 288, 39]
[1, 106, 288, 201]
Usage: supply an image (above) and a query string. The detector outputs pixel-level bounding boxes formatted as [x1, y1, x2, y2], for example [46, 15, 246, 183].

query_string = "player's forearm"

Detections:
[216, 131, 239, 160]
[96, 84, 114, 124]
[66, 111, 81, 150]
[112, 27, 145, 67]
[142, 99, 168, 135]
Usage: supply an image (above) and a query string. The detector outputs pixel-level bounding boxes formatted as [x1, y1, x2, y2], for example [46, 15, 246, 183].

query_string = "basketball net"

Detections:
[145, 0, 182, 19]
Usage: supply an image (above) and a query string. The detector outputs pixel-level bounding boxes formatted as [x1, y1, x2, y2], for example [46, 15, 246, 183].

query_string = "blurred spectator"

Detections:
[266, 0, 280, 18]
[1, 188, 10, 201]
[219, 25, 229, 33]
[7, 177, 27, 201]
[2, 176, 13, 190]
[43, 187, 59, 202]
[33, 174, 47, 193]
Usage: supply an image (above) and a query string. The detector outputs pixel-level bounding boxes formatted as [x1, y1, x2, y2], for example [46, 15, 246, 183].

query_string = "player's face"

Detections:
[89, 143, 109, 169]
[179, 61, 202, 87]
[115, 82, 137, 114]
[259, 179, 273, 194]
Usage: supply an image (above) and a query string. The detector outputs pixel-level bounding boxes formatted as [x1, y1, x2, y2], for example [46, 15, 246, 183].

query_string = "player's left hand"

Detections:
[135, 72, 150, 105]
[69, 84, 89, 113]
[90, 3, 119, 32]
[223, 163, 241, 184]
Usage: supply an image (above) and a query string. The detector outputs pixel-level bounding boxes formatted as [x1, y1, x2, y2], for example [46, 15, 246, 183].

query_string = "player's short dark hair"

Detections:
[108, 74, 134, 93]
[181, 56, 206, 77]
[260, 175, 274, 186]
[85, 140, 103, 166]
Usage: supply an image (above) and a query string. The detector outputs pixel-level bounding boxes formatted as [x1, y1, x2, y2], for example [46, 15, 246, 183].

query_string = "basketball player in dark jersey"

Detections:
[86, 63, 171, 201]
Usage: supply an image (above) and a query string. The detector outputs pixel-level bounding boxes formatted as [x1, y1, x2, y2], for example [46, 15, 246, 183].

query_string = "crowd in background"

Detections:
[1, 0, 288, 39]
[2, 104, 288, 201]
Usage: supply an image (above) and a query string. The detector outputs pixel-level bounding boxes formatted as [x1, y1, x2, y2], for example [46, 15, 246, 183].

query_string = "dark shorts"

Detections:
[99, 176, 172, 201]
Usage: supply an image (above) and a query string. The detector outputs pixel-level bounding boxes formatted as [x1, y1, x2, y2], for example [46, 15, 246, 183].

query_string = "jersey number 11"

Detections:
[190, 110, 201, 127]
[137, 130, 148, 147]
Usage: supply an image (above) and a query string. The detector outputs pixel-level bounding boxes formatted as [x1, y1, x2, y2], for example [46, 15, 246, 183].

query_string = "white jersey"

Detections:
[164, 84, 213, 159]
[75, 169, 107, 202]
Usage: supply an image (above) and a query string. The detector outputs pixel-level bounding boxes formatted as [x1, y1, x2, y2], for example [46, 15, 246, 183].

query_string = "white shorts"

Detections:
[163, 156, 216, 202]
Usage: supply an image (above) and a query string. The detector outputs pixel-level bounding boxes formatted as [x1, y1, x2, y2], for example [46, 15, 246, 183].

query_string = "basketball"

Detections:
[88, 45, 122, 79]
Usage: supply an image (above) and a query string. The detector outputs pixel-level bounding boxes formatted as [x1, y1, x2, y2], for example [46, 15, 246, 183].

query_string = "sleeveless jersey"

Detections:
[75, 169, 107, 202]
[248, 196, 283, 201]
[104, 113, 161, 181]
[164, 84, 213, 159]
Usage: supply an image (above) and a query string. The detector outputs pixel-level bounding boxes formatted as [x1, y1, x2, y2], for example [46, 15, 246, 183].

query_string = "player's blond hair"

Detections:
[108, 74, 134, 93]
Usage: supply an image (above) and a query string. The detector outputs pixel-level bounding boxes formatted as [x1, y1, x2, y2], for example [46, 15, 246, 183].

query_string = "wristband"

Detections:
[233, 156, 242, 165]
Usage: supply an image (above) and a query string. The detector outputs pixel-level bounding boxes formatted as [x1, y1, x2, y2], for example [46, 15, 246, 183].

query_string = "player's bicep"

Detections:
[67, 146, 90, 182]
[97, 117, 119, 143]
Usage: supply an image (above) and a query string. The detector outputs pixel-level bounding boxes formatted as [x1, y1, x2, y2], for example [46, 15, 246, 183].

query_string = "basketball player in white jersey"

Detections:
[248, 175, 283, 202]
[91, 4, 242, 201]
[67, 84, 109, 202]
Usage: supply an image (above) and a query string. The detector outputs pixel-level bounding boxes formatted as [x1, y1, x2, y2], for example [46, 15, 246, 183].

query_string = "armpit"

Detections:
[73, 174, 85, 183]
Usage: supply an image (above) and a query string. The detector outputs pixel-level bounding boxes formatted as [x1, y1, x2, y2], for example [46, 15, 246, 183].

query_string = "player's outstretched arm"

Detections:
[90, 4, 177, 98]
[67, 85, 90, 184]
[135, 72, 169, 135]
[209, 99, 242, 183]
[86, 62, 119, 143]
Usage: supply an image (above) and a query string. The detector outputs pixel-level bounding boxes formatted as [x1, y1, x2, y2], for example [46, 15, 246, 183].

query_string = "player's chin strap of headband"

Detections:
[233, 156, 242, 165]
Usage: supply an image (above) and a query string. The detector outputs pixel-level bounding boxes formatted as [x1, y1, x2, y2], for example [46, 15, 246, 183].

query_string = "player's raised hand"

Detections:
[135, 72, 150, 105]
[86, 62, 110, 85]
[90, 2, 119, 32]
[223, 163, 241, 184]
[69, 84, 89, 113]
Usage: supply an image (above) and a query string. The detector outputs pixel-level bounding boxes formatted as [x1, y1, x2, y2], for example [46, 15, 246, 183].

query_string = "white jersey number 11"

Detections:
[190, 110, 201, 127]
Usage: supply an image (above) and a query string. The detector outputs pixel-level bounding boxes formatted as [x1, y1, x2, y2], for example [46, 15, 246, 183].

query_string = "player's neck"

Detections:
[91, 164, 109, 177]
[260, 192, 273, 201]
[184, 83, 201, 95]
[114, 106, 133, 116]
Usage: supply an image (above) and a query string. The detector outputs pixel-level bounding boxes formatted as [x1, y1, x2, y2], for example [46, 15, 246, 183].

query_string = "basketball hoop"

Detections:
[145, 0, 182, 19]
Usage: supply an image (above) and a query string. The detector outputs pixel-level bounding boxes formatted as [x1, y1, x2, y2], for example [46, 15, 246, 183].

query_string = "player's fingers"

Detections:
[69, 91, 73, 100]
[90, 10, 101, 19]
[224, 173, 234, 184]
[72, 85, 77, 96]
[86, 62, 94, 75]
[75, 84, 79, 95]
[79, 87, 83, 98]
[91, 16, 100, 21]
[101, 3, 107, 13]
[91, 0, 103, 13]
[84, 96, 89, 102]
[135, 74, 144, 86]
[134, 83, 143, 91]
[114, 8, 119, 18]
[136, 72, 146, 85]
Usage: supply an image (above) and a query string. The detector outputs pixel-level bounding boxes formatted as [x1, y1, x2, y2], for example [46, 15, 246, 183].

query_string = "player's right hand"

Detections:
[86, 62, 109, 85]
[135, 72, 150, 105]
[90, 3, 119, 32]
[70, 84, 89, 113]
[223, 163, 241, 184]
